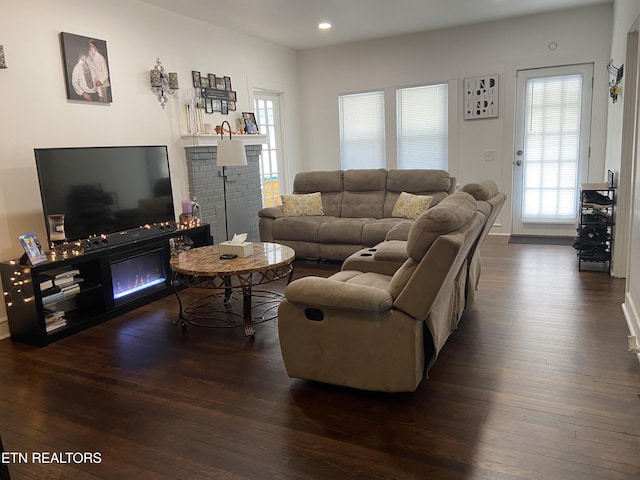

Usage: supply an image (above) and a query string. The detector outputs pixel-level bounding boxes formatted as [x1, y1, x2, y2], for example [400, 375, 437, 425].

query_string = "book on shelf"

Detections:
[45, 310, 66, 324]
[55, 275, 78, 287]
[40, 268, 81, 286]
[46, 317, 68, 333]
[60, 283, 81, 295]
[54, 269, 80, 279]
[41, 285, 61, 297]
[42, 291, 66, 305]
[41, 277, 85, 305]
[39, 278, 54, 291]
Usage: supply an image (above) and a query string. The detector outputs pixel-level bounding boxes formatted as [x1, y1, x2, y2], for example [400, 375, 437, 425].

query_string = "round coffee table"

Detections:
[169, 242, 295, 336]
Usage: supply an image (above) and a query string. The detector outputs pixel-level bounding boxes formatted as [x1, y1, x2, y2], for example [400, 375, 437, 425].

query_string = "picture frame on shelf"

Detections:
[242, 112, 259, 133]
[18, 232, 47, 265]
[191, 71, 201, 88]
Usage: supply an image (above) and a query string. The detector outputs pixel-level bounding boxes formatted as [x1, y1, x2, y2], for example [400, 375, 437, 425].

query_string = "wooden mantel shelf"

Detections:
[181, 134, 267, 148]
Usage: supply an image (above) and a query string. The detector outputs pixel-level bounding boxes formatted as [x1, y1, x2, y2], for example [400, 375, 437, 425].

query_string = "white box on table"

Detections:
[218, 241, 253, 258]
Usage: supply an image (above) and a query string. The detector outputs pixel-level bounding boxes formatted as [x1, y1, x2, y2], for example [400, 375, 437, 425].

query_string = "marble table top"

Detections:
[169, 242, 295, 277]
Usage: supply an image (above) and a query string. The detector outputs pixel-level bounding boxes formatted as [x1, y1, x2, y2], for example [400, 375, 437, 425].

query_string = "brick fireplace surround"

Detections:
[184, 142, 263, 244]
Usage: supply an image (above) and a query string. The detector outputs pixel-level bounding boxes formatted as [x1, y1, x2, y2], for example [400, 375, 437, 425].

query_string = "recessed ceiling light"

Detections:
[318, 22, 332, 30]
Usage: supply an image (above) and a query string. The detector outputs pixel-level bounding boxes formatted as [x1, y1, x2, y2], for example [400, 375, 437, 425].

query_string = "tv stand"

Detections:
[0, 224, 211, 346]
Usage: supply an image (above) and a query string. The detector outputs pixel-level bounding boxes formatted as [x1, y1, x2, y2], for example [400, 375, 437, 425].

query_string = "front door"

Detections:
[512, 64, 593, 237]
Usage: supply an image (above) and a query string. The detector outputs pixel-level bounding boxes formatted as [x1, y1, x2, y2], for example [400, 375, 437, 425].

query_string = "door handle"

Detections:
[515, 149, 523, 166]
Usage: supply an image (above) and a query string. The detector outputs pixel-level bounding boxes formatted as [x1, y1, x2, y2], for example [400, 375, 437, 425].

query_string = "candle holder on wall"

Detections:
[150, 57, 178, 108]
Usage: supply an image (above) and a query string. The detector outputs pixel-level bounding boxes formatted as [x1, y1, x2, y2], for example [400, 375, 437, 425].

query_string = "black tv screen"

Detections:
[35, 146, 175, 243]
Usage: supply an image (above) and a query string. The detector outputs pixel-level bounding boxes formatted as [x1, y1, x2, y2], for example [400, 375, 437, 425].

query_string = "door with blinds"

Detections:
[512, 64, 593, 237]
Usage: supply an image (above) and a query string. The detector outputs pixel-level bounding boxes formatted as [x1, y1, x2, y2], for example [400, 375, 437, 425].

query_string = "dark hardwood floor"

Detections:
[1, 236, 639, 479]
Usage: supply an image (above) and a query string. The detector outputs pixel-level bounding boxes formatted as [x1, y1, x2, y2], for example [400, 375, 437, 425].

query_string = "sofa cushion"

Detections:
[281, 192, 324, 217]
[331, 270, 393, 292]
[342, 191, 385, 218]
[392, 192, 433, 219]
[272, 216, 335, 241]
[460, 180, 499, 201]
[387, 169, 452, 193]
[406, 192, 477, 262]
[294, 170, 344, 192]
[343, 169, 387, 191]
[373, 240, 409, 262]
[341, 169, 388, 218]
[383, 169, 453, 217]
[362, 218, 408, 246]
[318, 218, 371, 244]
[293, 170, 344, 217]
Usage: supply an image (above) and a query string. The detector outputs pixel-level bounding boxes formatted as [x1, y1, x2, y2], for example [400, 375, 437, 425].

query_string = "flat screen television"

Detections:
[35, 146, 175, 243]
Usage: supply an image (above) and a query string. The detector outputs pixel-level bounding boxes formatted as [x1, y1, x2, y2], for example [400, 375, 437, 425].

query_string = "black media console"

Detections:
[0, 224, 211, 346]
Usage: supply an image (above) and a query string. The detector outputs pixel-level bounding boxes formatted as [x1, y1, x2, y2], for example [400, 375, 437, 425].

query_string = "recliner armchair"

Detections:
[277, 192, 485, 392]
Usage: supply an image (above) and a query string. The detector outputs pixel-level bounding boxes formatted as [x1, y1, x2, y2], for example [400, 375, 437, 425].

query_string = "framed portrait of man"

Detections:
[60, 32, 112, 103]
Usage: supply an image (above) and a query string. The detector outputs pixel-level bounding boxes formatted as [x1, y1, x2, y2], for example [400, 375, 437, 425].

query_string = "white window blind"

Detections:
[339, 91, 385, 169]
[523, 74, 582, 220]
[397, 84, 448, 170]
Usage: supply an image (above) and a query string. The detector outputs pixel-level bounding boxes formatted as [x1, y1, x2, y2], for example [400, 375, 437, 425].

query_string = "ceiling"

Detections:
[141, 0, 612, 50]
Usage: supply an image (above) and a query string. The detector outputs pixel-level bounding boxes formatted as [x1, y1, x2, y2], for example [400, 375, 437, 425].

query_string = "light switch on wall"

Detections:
[483, 150, 496, 161]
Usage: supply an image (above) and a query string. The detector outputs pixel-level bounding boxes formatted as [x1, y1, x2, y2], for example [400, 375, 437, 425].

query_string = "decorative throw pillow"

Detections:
[281, 192, 324, 216]
[392, 192, 433, 219]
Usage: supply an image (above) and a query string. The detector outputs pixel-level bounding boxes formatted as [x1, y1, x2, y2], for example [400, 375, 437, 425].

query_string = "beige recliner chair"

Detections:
[277, 192, 485, 392]
[459, 181, 506, 307]
[342, 180, 505, 309]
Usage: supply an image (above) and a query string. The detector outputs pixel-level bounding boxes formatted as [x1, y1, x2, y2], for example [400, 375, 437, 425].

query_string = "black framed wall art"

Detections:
[60, 32, 112, 103]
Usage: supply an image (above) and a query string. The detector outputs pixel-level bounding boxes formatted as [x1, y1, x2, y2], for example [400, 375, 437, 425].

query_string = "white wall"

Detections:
[0, 0, 300, 337]
[297, 4, 613, 235]
[611, 0, 640, 356]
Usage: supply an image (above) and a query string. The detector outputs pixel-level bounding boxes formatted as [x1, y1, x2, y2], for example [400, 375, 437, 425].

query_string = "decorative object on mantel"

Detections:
[242, 112, 259, 133]
[464, 75, 498, 119]
[150, 57, 179, 109]
[185, 99, 204, 134]
[217, 120, 248, 241]
[607, 60, 623, 103]
[190, 71, 236, 114]
[0, 45, 6, 69]
[60, 32, 112, 102]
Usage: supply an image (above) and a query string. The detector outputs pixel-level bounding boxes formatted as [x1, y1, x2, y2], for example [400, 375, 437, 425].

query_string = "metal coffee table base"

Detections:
[172, 285, 285, 336]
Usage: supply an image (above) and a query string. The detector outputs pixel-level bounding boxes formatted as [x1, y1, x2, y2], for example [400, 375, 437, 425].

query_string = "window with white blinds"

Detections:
[397, 84, 448, 170]
[523, 74, 582, 220]
[339, 91, 385, 169]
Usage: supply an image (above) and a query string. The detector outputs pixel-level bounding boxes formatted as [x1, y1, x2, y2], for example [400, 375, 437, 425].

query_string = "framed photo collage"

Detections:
[191, 71, 236, 114]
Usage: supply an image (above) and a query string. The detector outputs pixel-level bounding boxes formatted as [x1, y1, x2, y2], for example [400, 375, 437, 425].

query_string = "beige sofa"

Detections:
[277, 191, 485, 392]
[258, 168, 455, 261]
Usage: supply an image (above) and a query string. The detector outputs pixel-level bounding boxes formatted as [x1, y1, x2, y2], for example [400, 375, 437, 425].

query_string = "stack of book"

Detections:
[39, 269, 83, 333]
[44, 309, 67, 333]
[40, 269, 82, 305]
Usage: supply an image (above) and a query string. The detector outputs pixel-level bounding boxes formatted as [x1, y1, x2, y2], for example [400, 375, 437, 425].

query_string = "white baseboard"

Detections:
[622, 292, 640, 363]
[0, 316, 10, 340]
